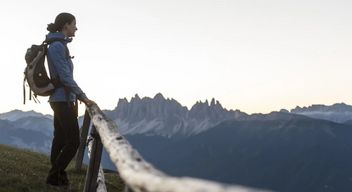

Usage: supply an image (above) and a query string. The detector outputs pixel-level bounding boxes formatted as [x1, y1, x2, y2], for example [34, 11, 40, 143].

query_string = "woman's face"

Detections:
[64, 19, 77, 37]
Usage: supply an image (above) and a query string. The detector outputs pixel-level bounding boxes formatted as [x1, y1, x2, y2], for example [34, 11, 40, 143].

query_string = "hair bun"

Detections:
[47, 23, 58, 32]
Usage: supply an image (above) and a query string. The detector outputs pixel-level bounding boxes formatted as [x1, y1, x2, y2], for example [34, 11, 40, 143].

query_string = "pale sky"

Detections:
[1, 0, 351, 116]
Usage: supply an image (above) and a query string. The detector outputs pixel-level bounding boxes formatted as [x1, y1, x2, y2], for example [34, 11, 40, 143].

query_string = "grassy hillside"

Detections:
[0, 144, 124, 192]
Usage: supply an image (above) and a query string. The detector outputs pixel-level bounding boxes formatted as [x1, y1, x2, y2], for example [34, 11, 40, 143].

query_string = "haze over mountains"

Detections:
[290, 103, 352, 123]
[1, 93, 352, 191]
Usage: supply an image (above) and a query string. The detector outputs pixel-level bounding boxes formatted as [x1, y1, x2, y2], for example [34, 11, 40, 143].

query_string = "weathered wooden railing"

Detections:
[75, 104, 269, 192]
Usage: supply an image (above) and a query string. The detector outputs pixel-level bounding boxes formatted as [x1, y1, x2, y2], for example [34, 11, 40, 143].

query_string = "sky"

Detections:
[0, 0, 351, 116]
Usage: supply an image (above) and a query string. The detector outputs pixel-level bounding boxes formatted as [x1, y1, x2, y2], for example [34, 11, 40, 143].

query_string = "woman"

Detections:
[45, 12, 95, 186]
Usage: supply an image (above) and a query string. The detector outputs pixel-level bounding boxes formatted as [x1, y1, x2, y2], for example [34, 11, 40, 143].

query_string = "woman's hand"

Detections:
[82, 98, 96, 107]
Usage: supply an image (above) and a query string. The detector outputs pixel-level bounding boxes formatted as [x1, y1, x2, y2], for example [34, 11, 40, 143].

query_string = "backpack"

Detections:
[23, 38, 68, 104]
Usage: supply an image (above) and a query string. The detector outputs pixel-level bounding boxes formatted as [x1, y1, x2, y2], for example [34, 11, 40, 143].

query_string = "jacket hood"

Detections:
[45, 32, 72, 43]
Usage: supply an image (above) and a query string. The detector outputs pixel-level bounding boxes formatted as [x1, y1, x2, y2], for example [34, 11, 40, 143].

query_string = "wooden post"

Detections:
[86, 135, 107, 192]
[83, 125, 104, 192]
[124, 185, 134, 192]
[75, 109, 91, 172]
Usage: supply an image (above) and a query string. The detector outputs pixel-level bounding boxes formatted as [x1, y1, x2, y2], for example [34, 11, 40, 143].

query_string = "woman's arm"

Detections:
[48, 42, 88, 101]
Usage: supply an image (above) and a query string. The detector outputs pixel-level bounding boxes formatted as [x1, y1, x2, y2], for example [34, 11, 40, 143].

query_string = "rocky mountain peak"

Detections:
[117, 98, 128, 107]
[154, 93, 165, 101]
[133, 94, 141, 101]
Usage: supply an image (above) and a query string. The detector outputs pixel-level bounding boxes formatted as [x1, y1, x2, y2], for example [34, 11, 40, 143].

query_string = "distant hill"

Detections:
[290, 103, 352, 123]
[0, 144, 123, 192]
[0, 119, 51, 153]
[0, 109, 52, 121]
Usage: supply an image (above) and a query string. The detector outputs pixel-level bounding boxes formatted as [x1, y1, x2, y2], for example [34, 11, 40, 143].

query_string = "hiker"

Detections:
[45, 12, 95, 186]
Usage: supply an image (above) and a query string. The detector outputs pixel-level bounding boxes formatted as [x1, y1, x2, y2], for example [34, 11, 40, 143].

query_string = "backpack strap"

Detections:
[23, 75, 26, 105]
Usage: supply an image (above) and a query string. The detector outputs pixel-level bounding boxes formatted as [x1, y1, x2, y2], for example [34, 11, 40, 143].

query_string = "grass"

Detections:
[0, 144, 124, 192]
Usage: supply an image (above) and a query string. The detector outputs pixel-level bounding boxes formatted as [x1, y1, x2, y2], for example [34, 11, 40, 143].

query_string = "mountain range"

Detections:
[1, 93, 352, 191]
[2, 94, 352, 140]
[103, 93, 247, 137]
[290, 103, 352, 123]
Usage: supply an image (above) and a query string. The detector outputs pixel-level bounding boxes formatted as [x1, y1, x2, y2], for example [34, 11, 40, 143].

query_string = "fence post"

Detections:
[75, 109, 91, 172]
[83, 125, 104, 192]
[124, 185, 134, 192]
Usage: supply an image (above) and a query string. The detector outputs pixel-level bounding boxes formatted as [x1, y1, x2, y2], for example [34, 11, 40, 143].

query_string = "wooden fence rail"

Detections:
[75, 104, 269, 192]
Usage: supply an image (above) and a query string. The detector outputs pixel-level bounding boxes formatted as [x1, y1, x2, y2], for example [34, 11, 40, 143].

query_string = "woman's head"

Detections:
[47, 12, 77, 37]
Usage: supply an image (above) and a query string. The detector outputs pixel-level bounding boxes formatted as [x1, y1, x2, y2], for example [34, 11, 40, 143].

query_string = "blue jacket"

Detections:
[46, 32, 88, 102]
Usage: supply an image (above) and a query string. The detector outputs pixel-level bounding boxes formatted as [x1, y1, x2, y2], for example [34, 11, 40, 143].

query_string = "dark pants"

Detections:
[48, 102, 80, 179]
